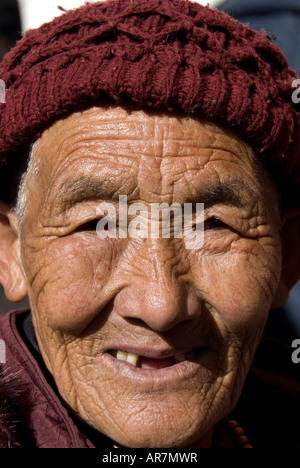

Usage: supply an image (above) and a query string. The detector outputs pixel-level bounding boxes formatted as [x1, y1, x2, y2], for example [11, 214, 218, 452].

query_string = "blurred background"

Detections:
[0, 0, 21, 60]
[0, 0, 299, 341]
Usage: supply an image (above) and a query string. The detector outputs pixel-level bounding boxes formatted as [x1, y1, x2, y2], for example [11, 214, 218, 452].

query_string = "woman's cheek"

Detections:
[192, 238, 281, 334]
[27, 235, 119, 332]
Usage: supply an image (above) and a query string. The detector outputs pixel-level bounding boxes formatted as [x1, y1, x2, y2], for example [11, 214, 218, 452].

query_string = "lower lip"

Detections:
[95, 349, 210, 387]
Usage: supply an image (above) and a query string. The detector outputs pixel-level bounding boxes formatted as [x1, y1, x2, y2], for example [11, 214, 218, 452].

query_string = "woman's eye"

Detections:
[76, 217, 228, 234]
[76, 219, 108, 232]
[76, 217, 117, 233]
[204, 218, 228, 231]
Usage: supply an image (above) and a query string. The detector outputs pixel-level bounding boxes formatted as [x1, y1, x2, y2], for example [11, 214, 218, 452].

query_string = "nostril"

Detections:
[114, 279, 197, 333]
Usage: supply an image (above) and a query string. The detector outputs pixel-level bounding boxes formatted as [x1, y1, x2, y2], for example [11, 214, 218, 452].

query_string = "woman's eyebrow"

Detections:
[55, 175, 259, 212]
[56, 176, 124, 210]
[186, 180, 260, 208]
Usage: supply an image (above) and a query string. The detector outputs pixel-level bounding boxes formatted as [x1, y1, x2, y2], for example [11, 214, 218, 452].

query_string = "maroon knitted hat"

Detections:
[0, 0, 299, 204]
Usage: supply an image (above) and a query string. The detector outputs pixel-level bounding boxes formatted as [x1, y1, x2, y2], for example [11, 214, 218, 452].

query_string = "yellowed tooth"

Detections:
[126, 353, 139, 367]
[116, 350, 128, 361]
[174, 354, 186, 363]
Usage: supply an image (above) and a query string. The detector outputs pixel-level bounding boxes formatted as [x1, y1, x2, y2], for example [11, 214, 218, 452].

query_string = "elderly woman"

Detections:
[0, 0, 299, 449]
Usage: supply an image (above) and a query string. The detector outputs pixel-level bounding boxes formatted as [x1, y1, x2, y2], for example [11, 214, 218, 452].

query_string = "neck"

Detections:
[184, 427, 215, 448]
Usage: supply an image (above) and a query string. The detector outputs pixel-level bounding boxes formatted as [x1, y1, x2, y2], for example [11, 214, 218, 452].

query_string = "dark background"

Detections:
[0, 0, 29, 312]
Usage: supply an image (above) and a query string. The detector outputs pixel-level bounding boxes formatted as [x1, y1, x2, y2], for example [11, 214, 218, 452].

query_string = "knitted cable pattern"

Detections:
[0, 0, 299, 200]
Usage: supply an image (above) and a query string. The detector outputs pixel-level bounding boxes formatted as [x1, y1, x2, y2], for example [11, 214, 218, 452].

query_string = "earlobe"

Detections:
[0, 201, 28, 303]
[271, 207, 300, 309]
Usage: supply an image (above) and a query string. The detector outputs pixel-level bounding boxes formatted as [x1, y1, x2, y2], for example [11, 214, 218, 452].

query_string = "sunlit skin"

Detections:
[10, 106, 283, 448]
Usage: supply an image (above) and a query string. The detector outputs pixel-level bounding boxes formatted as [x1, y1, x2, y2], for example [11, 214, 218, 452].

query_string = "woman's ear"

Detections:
[0, 200, 28, 302]
[271, 207, 300, 309]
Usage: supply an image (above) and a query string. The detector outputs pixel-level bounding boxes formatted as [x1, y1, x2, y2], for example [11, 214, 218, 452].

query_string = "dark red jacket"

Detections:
[0, 309, 95, 448]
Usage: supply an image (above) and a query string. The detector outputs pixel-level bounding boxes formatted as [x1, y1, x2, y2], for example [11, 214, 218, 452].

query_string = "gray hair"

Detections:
[14, 142, 39, 227]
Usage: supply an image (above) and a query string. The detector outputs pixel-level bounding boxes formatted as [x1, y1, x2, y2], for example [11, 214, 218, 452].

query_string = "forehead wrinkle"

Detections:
[38, 110, 252, 186]
[49, 110, 250, 161]
[33, 107, 262, 216]
[38, 145, 140, 211]
[45, 152, 257, 214]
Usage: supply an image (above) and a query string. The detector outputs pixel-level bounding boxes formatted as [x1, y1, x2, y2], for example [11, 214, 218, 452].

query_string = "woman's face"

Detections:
[15, 106, 282, 447]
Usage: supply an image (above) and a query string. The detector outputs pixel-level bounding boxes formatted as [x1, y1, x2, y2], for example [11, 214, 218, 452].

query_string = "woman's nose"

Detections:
[114, 240, 201, 332]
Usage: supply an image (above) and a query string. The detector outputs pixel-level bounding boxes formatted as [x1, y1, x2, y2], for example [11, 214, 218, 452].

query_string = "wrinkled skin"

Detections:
[14, 107, 283, 447]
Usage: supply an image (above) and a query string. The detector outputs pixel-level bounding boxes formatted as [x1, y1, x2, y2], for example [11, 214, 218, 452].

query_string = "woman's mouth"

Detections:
[108, 349, 199, 369]
[97, 346, 212, 388]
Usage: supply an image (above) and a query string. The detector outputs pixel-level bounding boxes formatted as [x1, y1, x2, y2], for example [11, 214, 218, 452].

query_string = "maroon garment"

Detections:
[0, 309, 95, 448]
